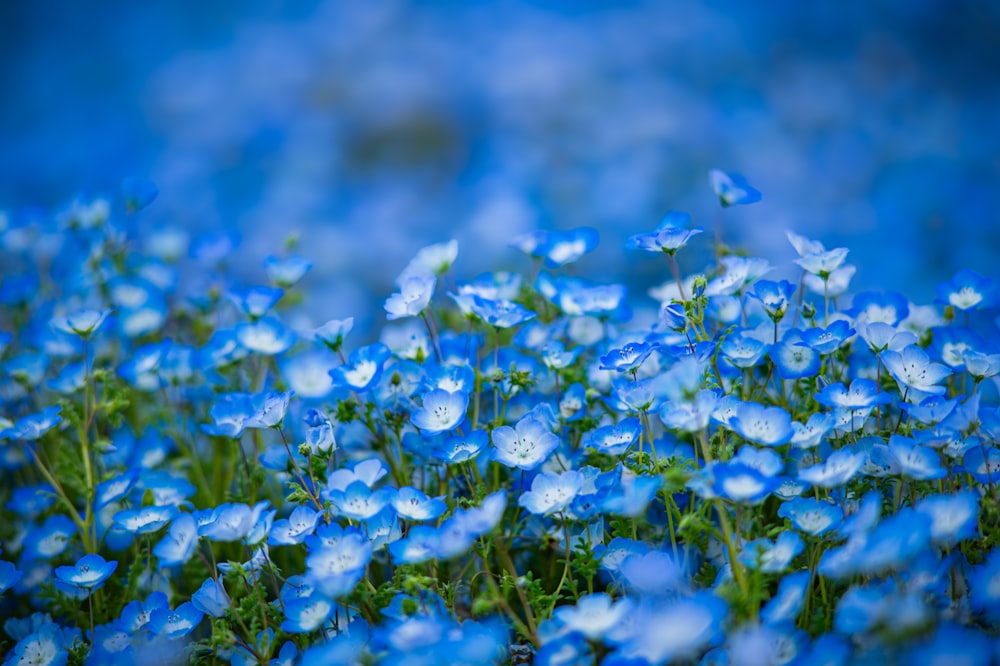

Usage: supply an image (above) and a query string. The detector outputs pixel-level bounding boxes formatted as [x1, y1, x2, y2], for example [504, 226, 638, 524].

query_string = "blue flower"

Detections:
[391, 487, 447, 522]
[329, 342, 392, 393]
[795, 247, 850, 277]
[855, 320, 917, 353]
[190, 577, 230, 618]
[50, 308, 111, 339]
[54, 554, 116, 591]
[914, 490, 979, 547]
[395, 240, 459, 285]
[22, 515, 75, 560]
[113, 505, 177, 535]
[552, 592, 634, 641]
[120, 175, 159, 212]
[720, 329, 770, 369]
[801, 320, 855, 355]
[969, 549, 1000, 619]
[491, 415, 560, 470]
[327, 481, 395, 521]
[519, 470, 583, 515]
[468, 295, 537, 329]
[709, 169, 761, 207]
[265, 254, 312, 287]
[749, 279, 796, 323]
[729, 402, 793, 447]
[815, 379, 891, 411]
[739, 532, 804, 573]
[228, 285, 284, 318]
[305, 532, 372, 598]
[1, 406, 62, 441]
[778, 497, 842, 536]
[433, 430, 488, 464]
[627, 221, 703, 256]
[385, 275, 436, 320]
[769, 334, 821, 380]
[312, 317, 354, 352]
[410, 389, 468, 435]
[5, 622, 68, 666]
[235, 315, 295, 355]
[282, 595, 335, 634]
[537, 227, 600, 268]
[797, 449, 865, 488]
[888, 436, 946, 480]
[790, 413, 834, 449]
[147, 602, 204, 639]
[582, 418, 642, 456]
[935, 268, 998, 311]
[598, 340, 660, 374]
[713, 462, 782, 504]
[761, 570, 810, 625]
[199, 502, 271, 542]
[152, 514, 198, 566]
[0, 559, 23, 595]
[269, 506, 322, 546]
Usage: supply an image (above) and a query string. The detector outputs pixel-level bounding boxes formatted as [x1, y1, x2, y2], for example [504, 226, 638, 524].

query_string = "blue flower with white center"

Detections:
[227, 285, 284, 319]
[801, 320, 855, 355]
[235, 315, 295, 355]
[94, 469, 139, 508]
[391, 487, 447, 522]
[312, 317, 354, 352]
[329, 342, 392, 393]
[612, 593, 727, 664]
[805, 263, 855, 296]
[749, 279, 796, 323]
[857, 509, 932, 575]
[468, 295, 536, 329]
[385, 275, 436, 320]
[119, 591, 169, 633]
[739, 532, 804, 573]
[761, 570, 810, 625]
[914, 490, 979, 547]
[659, 389, 721, 433]
[54, 554, 116, 592]
[848, 290, 910, 326]
[325, 458, 389, 493]
[904, 624, 994, 666]
[795, 247, 850, 277]
[49, 308, 111, 339]
[935, 268, 997, 311]
[888, 436, 946, 480]
[706, 256, 772, 296]
[713, 462, 782, 504]
[553, 592, 635, 641]
[5, 622, 67, 666]
[609, 377, 662, 414]
[199, 502, 271, 542]
[582, 418, 641, 456]
[264, 254, 312, 287]
[556, 382, 587, 422]
[710, 169, 761, 207]
[729, 402, 793, 447]
[855, 320, 917, 353]
[328, 481, 396, 521]
[410, 389, 468, 435]
[1, 406, 62, 441]
[281, 351, 336, 399]
[964, 349, 1000, 380]
[282, 594, 335, 634]
[815, 379, 891, 411]
[719, 329, 770, 369]
[153, 513, 198, 566]
[190, 577, 230, 618]
[556, 281, 629, 319]
[269, 506, 322, 546]
[599, 340, 660, 374]
[882, 344, 952, 400]
[243, 390, 293, 429]
[491, 415, 560, 470]
[518, 470, 583, 515]
[433, 429, 488, 464]
[778, 497, 842, 536]
[113, 505, 177, 535]
[732, 446, 784, 477]
[797, 449, 866, 488]
[148, 602, 204, 639]
[790, 412, 834, 449]
[388, 525, 441, 565]
[536, 227, 599, 268]
[900, 395, 958, 425]
[626, 224, 703, 256]
[396, 240, 458, 286]
[305, 532, 372, 598]
[929, 325, 985, 372]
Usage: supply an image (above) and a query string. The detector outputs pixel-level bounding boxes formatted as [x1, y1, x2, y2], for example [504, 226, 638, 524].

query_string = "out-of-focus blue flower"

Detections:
[778, 497, 842, 536]
[519, 470, 583, 515]
[710, 169, 761, 207]
[50, 308, 111, 339]
[795, 247, 850, 277]
[761, 570, 810, 625]
[739, 532, 804, 573]
[312, 317, 354, 352]
[1, 406, 62, 441]
[282, 595, 334, 634]
[797, 449, 865, 488]
[120, 176, 158, 213]
[152, 513, 198, 566]
[815, 379, 891, 411]
[113, 505, 177, 535]
[228, 285, 284, 319]
[327, 481, 395, 521]
[935, 269, 997, 311]
[265, 254, 312, 287]
[713, 462, 782, 504]
[235, 316, 295, 355]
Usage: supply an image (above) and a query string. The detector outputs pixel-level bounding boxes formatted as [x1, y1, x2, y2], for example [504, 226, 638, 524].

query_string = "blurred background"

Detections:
[2, 0, 999, 325]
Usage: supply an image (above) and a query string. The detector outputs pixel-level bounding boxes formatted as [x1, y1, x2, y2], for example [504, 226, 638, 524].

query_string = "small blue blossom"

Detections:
[778, 497, 842, 536]
[935, 268, 998, 311]
[228, 285, 284, 319]
[264, 254, 312, 287]
[385, 275, 436, 320]
[729, 402, 793, 447]
[709, 169, 762, 206]
[410, 388, 468, 435]
[518, 470, 583, 515]
[329, 342, 392, 392]
[713, 462, 782, 504]
[598, 340, 660, 374]
[235, 316, 295, 354]
[147, 602, 204, 639]
[582, 418, 642, 455]
[491, 415, 560, 470]
[50, 308, 111, 339]
[391, 487, 447, 522]
[54, 554, 116, 591]
[190, 577, 230, 618]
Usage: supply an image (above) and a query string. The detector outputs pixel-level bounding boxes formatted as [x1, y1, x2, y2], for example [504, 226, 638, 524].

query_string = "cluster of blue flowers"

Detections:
[1, 173, 1000, 665]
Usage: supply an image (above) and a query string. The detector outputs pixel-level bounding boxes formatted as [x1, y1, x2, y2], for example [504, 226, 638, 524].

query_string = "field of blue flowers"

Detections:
[1, 171, 999, 665]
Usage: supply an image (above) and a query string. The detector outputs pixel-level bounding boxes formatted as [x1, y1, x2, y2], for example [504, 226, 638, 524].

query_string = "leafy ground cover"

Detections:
[1, 176, 999, 664]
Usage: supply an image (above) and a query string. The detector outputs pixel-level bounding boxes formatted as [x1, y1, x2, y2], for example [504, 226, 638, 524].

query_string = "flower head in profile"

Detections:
[50, 308, 112, 339]
[709, 169, 762, 207]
